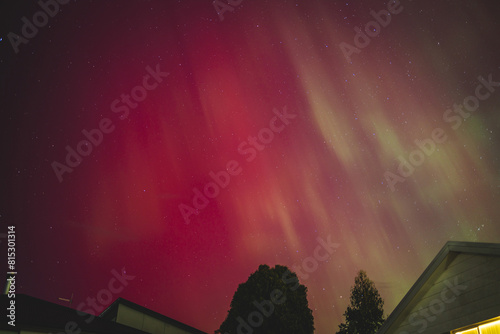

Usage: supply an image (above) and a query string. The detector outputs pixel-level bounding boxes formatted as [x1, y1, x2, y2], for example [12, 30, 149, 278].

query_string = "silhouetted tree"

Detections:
[215, 264, 314, 334]
[336, 270, 384, 334]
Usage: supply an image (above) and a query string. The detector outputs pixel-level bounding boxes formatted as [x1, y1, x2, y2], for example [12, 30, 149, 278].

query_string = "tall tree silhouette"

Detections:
[336, 270, 385, 334]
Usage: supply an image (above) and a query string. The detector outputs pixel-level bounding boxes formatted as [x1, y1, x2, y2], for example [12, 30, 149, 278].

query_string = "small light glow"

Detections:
[456, 328, 478, 334]
[479, 319, 500, 334]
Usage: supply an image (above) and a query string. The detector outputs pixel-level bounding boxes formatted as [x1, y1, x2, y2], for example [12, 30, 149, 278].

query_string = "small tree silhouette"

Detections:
[336, 270, 385, 334]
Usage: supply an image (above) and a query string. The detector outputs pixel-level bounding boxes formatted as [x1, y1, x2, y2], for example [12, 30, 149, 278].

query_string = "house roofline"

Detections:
[376, 241, 500, 334]
[0, 293, 149, 334]
[99, 297, 208, 334]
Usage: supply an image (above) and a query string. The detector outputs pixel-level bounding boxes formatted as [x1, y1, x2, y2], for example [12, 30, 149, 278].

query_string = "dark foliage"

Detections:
[336, 270, 385, 334]
[215, 264, 314, 334]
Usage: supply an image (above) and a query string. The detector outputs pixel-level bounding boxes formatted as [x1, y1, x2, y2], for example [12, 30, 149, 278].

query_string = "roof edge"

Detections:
[376, 241, 500, 334]
[99, 297, 208, 334]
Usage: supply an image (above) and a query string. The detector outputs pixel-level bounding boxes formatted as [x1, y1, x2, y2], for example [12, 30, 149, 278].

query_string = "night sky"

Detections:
[1, 0, 500, 333]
